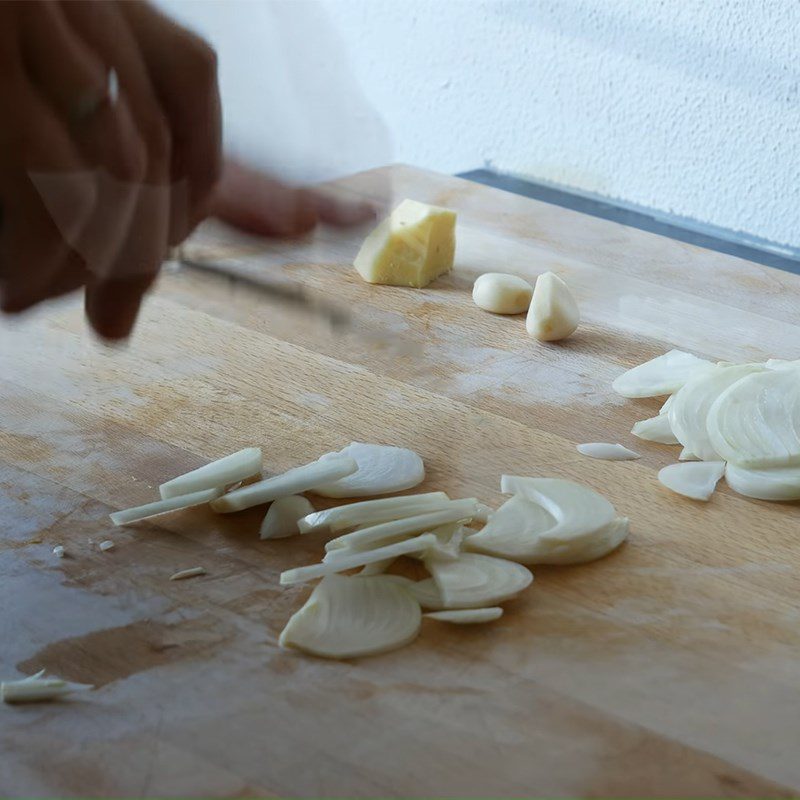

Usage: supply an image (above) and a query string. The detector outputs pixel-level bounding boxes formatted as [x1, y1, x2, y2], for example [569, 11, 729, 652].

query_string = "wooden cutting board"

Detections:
[1, 165, 799, 798]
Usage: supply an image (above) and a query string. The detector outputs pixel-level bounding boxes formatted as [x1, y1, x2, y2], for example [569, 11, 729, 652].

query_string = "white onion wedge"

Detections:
[313, 443, 425, 498]
[612, 350, 714, 398]
[631, 414, 680, 445]
[297, 492, 450, 535]
[577, 443, 640, 461]
[658, 461, 725, 501]
[324, 499, 478, 553]
[159, 448, 263, 499]
[279, 574, 421, 659]
[668, 363, 764, 462]
[211, 456, 357, 513]
[110, 486, 223, 526]
[259, 495, 315, 540]
[425, 608, 503, 624]
[500, 476, 616, 545]
[427, 553, 532, 609]
[2, 676, 93, 704]
[707, 370, 800, 468]
[280, 533, 437, 585]
[725, 463, 800, 501]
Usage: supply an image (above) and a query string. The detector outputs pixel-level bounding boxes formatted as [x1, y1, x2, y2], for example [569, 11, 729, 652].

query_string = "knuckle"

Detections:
[139, 115, 171, 164]
[185, 35, 218, 85]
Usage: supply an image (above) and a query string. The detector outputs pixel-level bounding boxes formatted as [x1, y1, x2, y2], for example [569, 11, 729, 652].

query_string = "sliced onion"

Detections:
[678, 448, 699, 461]
[211, 456, 357, 513]
[260, 495, 315, 540]
[668, 363, 764, 461]
[278, 574, 421, 659]
[110, 486, 223, 526]
[297, 492, 450, 534]
[766, 359, 800, 371]
[725, 463, 800, 501]
[612, 350, 714, 398]
[577, 443, 640, 461]
[280, 533, 437, 585]
[658, 461, 725, 501]
[324, 499, 477, 553]
[426, 553, 533, 609]
[422, 523, 466, 562]
[404, 578, 446, 610]
[500, 476, 616, 545]
[631, 414, 680, 445]
[313, 443, 425, 498]
[707, 370, 800, 468]
[359, 558, 396, 576]
[425, 608, 503, 624]
[159, 447, 263, 499]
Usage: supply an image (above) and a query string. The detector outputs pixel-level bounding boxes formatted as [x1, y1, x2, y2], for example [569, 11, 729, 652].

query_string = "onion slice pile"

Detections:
[724, 463, 800, 502]
[612, 350, 714, 398]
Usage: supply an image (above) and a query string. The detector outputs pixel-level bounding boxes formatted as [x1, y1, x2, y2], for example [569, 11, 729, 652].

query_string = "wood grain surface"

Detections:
[1, 165, 799, 798]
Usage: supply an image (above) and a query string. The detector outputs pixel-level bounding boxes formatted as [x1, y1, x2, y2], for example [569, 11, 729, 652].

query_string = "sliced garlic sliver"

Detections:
[279, 574, 421, 659]
[260, 495, 315, 540]
[425, 608, 503, 624]
[211, 456, 357, 513]
[280, 533, 438, 585]
[159, 447, 263, 499]
[2, 676, 93, 704]
[725, 463, 800, 501]
[169, 566, 206, 581]
[313, 443, 425, 498]
[577, 443, 640, 461]
[612, 350, 714, 398]
[111, 486, 223, 526]
[426, 553, 533, 609]
[658, 461, 725, 501]
[298, 492, 450, 534]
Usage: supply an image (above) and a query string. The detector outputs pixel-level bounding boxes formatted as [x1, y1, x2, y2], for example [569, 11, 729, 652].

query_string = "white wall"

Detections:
[159, 0, 800, 248]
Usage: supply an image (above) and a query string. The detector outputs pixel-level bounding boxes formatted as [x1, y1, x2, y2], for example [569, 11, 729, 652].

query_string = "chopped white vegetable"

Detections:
[2, 675, 93, 704]
[404, 577, 446, 610]
[169, 566, 206, 581]
[707, 370, 800, 468]
[423, 523, 466, 562]
[725, 463, 800, 501]
[280, 533, 438, 585]
[472, 273, 533, 315]
[658, 461, 726, 501]
[52, 545, 65, 558]
[612, 350, 714, 398]
[259, 495, 315, 540]
[631, 414, 680, 445]
[425, 608, 503, 624]
[500, 476, 616, 546]
[474, 503, 492, 523]
[110, 486, 223, 526]
[297, 492, 450, 534]
[526, 271, 580, 341]
[359, 558, 396, 576]
[313, 443, 425, 498]
[668, 363, 764, 461]
[427, 553, 533, 609]
[324, 499, 478, 553]
[467, 494, 628, 565]
[577, 443, 641, 461]
[99, 540, 115, 551]
[159, 447, 263, 499]
[211, 456, 357, 513]
[766, 358, 800, 371]
[278, 574, 421, 659]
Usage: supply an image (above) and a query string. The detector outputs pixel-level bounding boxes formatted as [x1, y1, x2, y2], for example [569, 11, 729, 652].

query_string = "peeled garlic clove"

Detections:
[110, 486, 224, 526]
[500, 476, 616, 546]
[427, 553, 533, 609]
[612, 350, 715, 398]
[725, 463, 800, 501]
[668, 363, 765, 462]
[425, 608, 503, 624]
[313, 443, 425, 498]
[259, 495, 315, 540]
[631, 414, 680, 445]
[707, 370, 800, 469]
[298, 492, 450, 534]
[279, 574, 421, 659]
[658, 461, 725, 501]
[472, 273, 533, 314]
[526, 271, 580, 341]
[159, 448, 263, 499]
[211, 456, 357, 513]
[577, 443, 640, 461]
